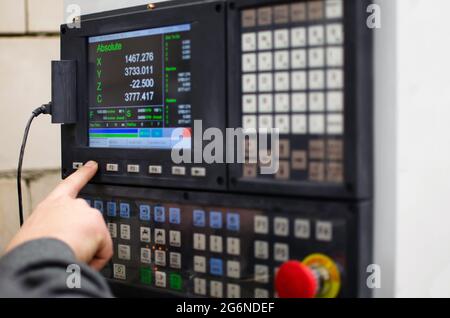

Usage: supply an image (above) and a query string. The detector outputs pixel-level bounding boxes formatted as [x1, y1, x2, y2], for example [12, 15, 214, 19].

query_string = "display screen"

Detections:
[88, 24, 192, 149]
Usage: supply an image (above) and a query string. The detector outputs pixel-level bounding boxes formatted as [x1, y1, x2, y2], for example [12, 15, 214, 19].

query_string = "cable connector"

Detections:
[32, 102, 52, 117]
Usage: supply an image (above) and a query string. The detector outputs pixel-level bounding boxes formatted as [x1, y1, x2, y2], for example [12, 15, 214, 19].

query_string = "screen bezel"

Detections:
[61, 1, 228, 191]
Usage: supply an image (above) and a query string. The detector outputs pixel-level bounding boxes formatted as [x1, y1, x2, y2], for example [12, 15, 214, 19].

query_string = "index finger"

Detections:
[49, 161, 98, 199]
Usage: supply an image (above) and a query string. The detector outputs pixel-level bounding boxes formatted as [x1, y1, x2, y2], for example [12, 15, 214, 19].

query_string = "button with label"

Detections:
[106, 202, 117, 217]
[243, 115, 257, 130]
[310, 92, 325, 112]
[113, 264, 126, 280]
[274, 217, 289, 237]
[210, 281, 223, 298]
[316, 221, 333, 241]
[193, 233, 206, 251]
[291, 49, 306, 69]
[227, 261, 241, 279]
[327, 47, 344, 67]
[227, 284, 241, 298]
[193, 210, 206, 227]
[258, 31, 273, 50]
[255, 288, 269, 298]
[169, 230, 181, 247]
[149, 165, 162, 174]
[291, 27, 306, 47]
[327, 114, 344, 135]
[242, 74, 257, 93]
[327, 69, 344, 89]
[327, 24, 344, 45]
[275, 51, 289, 70]
[155, 271, 166, 288]
[154, 206, 165, 223]
[120, 224, 130, 240]
[327, 91, 344, 112]
[292, 93, 307, 112]
[141, 248, 151, 264]
[227, 237, 241, 256]
[295, 219, 311, 239]
[242, 53, 256, 73]
[292, 115, 307, 134]
[309, 70, 325, 89]
[127, 164, 140, 173]
[308, 25, 324, 46]
[118, 244, 131, 261]
[258, 115, 273, 131]
[291, 71, 307, 90]
[154, 228, 166, 245]
[243, 94, 257, 113]
[170, 252, 182, 269]
[194, 277, 206, 295]
[274, 243, 289, 262]
[168, 208, 180, 224]
[210, 235, 223, 253]
[155, 250, 166, 267]
[107, 223, 117, 238]
[275, 94, 290, 113]
[209, 211, 223, 229]
[258, 52, 273, 71]
[258, 94, 273, 113]
[275, 115, 290, 134]
[119, 203, 130, 219]
[309, 48, 325, 68]
[94, 200, 104, 213]
[254, 241, 269, 259]
[258, 73, 273, 92]
[172, 166, 186, 176]
[254, 215, 269, 234]
[309, 114, 325, 134]
[326, 0, 343, 18]
[140, 227, 151, 243]
[275, 72, 290, 91]
[194, 255, 206, 273]
[274, 29, 289, 49]
[210, 258, 223, 276]
[106, 163, 119, 172]
[242, 33, 256, 52]
[255, 264, 269, 283]
[242, 9, 256, 28]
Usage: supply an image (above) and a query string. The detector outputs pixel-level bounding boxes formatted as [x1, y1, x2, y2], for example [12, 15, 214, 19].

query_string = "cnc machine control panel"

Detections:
[61, 0, 373, 298]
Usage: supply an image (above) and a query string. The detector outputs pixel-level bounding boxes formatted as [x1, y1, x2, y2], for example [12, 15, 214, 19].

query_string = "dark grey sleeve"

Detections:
[0, 239, 113, 298]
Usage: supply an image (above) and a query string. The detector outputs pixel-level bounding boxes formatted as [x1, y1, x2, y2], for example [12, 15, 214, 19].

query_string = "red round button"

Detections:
[275, 261, 317, 298]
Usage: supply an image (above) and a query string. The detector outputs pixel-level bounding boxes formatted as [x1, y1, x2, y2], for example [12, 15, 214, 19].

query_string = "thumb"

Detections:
[49, 161, 98, 199]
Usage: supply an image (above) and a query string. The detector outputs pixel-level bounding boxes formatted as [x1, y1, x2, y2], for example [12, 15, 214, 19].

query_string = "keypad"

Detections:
[240, 0, 345, 184]
[90, 183, 344, 298]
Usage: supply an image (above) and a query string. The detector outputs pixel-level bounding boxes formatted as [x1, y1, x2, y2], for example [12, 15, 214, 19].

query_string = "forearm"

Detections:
[0, 239, 113, 298]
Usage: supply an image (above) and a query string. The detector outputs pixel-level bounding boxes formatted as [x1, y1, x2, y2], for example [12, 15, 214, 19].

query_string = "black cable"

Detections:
[17, 104, 51, 226]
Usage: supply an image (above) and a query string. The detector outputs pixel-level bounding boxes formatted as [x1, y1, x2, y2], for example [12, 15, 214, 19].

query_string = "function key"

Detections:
[316, 221, 333, 241]
[169, 230, 181, 247]
[255, 288, 269, 298]
[154, 206, 166, 223]
[172, 166, 186, 176]
[209, 211, 223, 229]
[193, 210, 206, 227]
[107, 223, 117, 239]
[254, 240, 269, 260]
[119, 203, 130, 219]
[149, 165, 162, 175]
[274, 243, 289, 262]
[308, 0, 324, 20]
[291, 3, 307, 22]
[209, 235, 223, 253]
[194, 278, 206, 295]
[193, 233, 206, 251]
[139, 205, 151, 221]
[295, 219, 311, 239]
[227, 260, 241, 279]
[258, 31, 273, 51]
[72, 162, 83, 170]
[140, 248, 151, 264]
[227, 237, 241, 256]
[210, 281, 223, 298]
[326, 0, 343, 19]
[155, 250, 166, 267]
[191, 167, 206, 177]
[254, 215, 269, 234]
[106, 202, 117, 217]
[194, 255, 207, 273]
[140, 227, 151, 243]
[255, 264, 270, 283]
[274, 217, 290, 237]
[242, 33, 256, 52]
[106, 163, 119, 172]
[118, 244, 131, 261]
[274, 5, 289, 24]
[170, 252, 182, 269]
[227, 284, 241, 298]
[169, 208, 181, 224]
[127, 164, 140, 173]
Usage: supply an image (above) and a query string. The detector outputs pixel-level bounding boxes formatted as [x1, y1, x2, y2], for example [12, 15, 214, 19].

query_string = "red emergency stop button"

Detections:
[275, 261, 317, 298]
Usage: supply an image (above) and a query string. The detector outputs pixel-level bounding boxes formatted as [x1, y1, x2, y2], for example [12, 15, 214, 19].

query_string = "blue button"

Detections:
[169, 208, 181, 224]
[210, 258, 223, 276]
[154, 206, 165, 223]
[193, 210, 205, 227]
[139, 205, 151, 221]
[106, 202, 117, 217]
[209, 211, 223, 229]
[227, 213, 240, 231]
[94, 200, 104, 213]
[120, 203, 130, 218]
